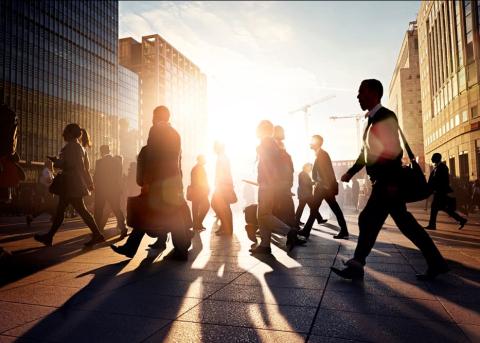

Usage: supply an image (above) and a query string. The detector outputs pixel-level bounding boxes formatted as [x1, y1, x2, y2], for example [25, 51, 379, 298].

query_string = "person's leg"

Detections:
[224, 204, 233, 234]
[295, 199, 306, 225]
[115, 228, 145, 256]
[191, 200, 199, 229]
[108, 195, 126, 231]
[390, 202, 447, 270]
[197, 197, 210, 229]
[94, 193, 106, 230]
[353, 186, 389, 265]
[427, 194, 440, 228]
[325, 196, 349, 235]
[70, 197, 103, 237]
[301, 191, 323, 236]
[45, 197, 69, 237]
[257, 187, 292, 247]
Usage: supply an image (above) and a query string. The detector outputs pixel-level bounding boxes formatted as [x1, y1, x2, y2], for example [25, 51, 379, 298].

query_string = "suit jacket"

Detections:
[297, 171, 313, 200]
[54, 141, 92, 198]
[94, 154, 122, 196]
[190, 163, 209, 198]
[257, 137, 282, 186]
[428, 162, 453, 194]
[313, 148, 338, 196]
[347, 106, 403, 182]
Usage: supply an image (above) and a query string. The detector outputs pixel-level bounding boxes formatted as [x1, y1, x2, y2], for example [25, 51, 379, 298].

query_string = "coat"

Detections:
[347, 107, 403, 182]
[94, 154, 122, 196]
[54, 141, 92, 198]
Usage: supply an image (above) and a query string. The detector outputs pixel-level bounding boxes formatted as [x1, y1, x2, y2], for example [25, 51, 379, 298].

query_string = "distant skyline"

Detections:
[119, 1, 420, 172]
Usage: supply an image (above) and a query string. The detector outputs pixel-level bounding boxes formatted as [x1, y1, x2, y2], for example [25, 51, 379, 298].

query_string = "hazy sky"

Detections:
[119, 1, 420, 172]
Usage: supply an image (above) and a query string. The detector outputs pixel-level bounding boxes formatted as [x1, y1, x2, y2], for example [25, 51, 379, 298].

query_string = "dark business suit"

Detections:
[347, 106, 445, 268]
[272, 148, 296, 227]
[427, 162, 465, 227]
[190, 163, 210, 230]
[302, 149, 348, 236]
[295, 171, 324, 226]
[120, 123, 191, 256]
[94, 154, 126, 231]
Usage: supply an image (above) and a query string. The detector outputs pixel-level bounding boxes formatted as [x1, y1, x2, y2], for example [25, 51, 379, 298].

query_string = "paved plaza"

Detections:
[0, 206, 479, 342]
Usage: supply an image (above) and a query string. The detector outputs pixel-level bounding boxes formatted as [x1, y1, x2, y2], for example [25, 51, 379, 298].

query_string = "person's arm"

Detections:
[136, 149, 145, 187]
[83, 151, 94, 190]
[342, 148, 365, 182]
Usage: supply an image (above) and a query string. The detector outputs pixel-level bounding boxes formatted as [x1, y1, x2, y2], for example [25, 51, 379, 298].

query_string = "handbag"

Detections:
[398, 127, 430, 203]
[49, 173, 65, 195]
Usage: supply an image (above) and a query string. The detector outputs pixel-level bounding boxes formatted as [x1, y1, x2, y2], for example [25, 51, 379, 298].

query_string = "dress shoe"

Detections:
[34, 233, 53, 247]
[250, 245, 272, 255]
[458, 218, 467, 230]
[148, 238, 167, 251]
[424, 225, 436, 230]
[110, 244, 135, 258]
[298, 221, 305, 226]
[330, 259, 364, 280]
[297, 229, 310, 239]
[317, 219, 328, 224]
[84, 234, 106, 247]
[245, 224, 258, 243]
[416, 264, 449, 281]
[286, 229, 307, 252]
[193, 226, 206, 232]
[333, 232, 349, 240]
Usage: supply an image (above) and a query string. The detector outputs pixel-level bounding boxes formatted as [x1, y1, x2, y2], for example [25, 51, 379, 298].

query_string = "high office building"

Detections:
[418, 1, 480, 180]
[119, 34, 208, 175]
[0, 0, 119, 180]
[118, 65, 139, 167]
[388, 21, 425, 170]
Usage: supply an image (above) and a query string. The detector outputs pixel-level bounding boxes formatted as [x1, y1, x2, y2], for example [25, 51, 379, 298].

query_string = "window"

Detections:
[464, 0, 474, 63]
[459, 151, 469, 181]
[472, 105, 478, 118]
[455, 113, 460, 126]
[463, 110, 468, 122]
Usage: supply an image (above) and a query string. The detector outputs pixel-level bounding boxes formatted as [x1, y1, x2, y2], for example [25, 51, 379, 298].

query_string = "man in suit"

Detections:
[111, 106, 190, 260]
[272, 125, 297, 227]
[299, 135, 349, 239]
[333, 79, 448, 281]
[94, 145, 127, 238]
[295, 163, 327, 226]
[425, 153, 467, 230]
[250, 120, 306, 255]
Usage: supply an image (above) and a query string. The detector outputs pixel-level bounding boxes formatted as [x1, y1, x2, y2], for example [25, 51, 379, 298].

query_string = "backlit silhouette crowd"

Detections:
[4, 79, 458, 280]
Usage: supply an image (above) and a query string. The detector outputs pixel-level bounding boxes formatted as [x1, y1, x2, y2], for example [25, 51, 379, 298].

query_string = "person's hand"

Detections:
[341, 173, 352, 183]
[88, 184, 95, 192]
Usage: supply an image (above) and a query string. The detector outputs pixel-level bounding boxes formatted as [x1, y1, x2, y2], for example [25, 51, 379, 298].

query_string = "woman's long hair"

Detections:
[80, 128, 92, 148]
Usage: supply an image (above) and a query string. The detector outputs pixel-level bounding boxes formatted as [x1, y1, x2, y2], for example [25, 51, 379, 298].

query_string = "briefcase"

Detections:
[127, 195, 193, 234]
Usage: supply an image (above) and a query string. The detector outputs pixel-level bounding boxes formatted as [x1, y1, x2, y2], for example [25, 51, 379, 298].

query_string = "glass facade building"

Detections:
[118, 65, 139, 166]
[0, 0, 119, 179]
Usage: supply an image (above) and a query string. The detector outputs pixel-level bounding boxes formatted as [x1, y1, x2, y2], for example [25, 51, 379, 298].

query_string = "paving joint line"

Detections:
[305, 243, 340, 342]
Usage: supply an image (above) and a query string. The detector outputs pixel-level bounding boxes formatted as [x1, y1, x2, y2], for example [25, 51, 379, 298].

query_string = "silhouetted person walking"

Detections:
[94, 145, 127, 238]
[250, 120, 305, 255]
[333, 79, 448, 281]
[189, 155, 210, 232]
[211, 142, 236, 236]
[425, 153, 467, 230]
[295, 163, 326, 226]
[272, 125, 296, 227]
[111, 106, 190, 259]
[299, 135, 349, 240]
[34, 124, 104, 247]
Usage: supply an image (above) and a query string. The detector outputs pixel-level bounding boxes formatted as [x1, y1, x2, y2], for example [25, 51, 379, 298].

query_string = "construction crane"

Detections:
[289, 94, 336, 136]
[329, 114, 365, 152]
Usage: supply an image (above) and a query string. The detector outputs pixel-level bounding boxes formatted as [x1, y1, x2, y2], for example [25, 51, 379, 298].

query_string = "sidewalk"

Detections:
[0, 207, 478, 342]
